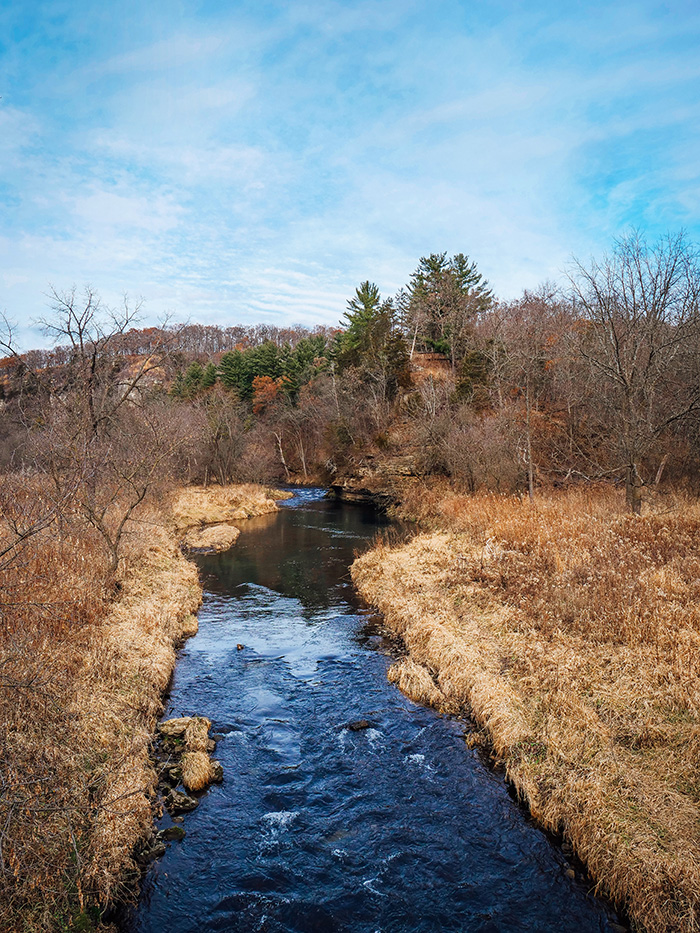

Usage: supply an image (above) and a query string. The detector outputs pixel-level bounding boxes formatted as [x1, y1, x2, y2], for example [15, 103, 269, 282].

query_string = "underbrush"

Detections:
[355, 484, 700, 933]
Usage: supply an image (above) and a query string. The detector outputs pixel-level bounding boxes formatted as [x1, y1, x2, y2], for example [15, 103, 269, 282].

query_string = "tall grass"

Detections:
[354, 485, 700, 933]
[0, 484, 201, 932]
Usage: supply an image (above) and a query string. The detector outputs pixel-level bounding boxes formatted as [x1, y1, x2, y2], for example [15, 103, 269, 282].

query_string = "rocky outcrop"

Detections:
[329, 453, 422, 508]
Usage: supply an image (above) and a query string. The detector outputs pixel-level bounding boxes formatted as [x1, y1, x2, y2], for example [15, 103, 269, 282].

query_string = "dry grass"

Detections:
[0, 491, 201, 931]
[180, 752, 214, 792]
[0, 478, 288, 930]
[172, 483, 290, 532]
[353, 486, 700, 933]
[387, 657, 448, 711]
[181, 523, 240, 553]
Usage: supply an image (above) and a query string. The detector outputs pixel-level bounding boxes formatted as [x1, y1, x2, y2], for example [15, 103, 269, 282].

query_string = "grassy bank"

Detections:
[352, 486, 700, 933]
[0, 483, 282, 932]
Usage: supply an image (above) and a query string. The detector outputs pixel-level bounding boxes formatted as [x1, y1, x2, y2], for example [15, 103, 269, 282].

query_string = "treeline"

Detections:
[2, 230, 700, 580]
[164, 231, 700, 514]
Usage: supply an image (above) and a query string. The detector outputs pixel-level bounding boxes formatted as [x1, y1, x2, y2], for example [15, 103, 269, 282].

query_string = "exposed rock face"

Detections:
[330, 453, 422, 507]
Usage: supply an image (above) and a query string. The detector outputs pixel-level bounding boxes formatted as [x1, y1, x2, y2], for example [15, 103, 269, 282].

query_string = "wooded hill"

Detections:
[3, 230, 700, 527]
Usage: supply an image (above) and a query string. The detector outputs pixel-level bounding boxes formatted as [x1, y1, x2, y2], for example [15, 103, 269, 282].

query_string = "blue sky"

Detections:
[1, 0, 699, 348]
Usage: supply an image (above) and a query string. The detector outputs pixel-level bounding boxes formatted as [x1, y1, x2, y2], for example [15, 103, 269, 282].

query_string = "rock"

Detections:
[158, 763, 182, 785]
[347, 719, 373, 731]
[210, 760, 224, 783]
[565, 867, 576, 880]
[236, 643, 245, 650]
[137, 841, 167, 865]
[158, 825, 186, 842]
[207, 739, 217, 752]
[158, 717, 195, 739]
[165, 789, 199, 814]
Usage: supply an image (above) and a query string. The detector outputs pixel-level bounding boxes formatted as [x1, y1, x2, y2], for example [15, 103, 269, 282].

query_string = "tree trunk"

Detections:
[410, 324, 419, 360]
[625, 463, 643, 514]
[297, 439, 308, 480]
[274, 432, 291, 481]
[525, 382, 534, 502]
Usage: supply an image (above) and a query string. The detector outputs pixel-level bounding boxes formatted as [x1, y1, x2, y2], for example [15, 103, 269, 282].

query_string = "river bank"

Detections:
[351, 485, 700, 933]
[125, 487, 620, 933]
[0, 483, 285, 933]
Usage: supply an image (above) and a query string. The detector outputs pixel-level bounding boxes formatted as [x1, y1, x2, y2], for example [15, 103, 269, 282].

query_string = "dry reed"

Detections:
[180, 752, 214, 792]
[353, 486, 700, 933]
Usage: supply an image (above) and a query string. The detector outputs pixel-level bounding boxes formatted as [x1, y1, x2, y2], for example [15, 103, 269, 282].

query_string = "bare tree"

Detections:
[569, 231, 700, 512]
[2, 287, 185, 572]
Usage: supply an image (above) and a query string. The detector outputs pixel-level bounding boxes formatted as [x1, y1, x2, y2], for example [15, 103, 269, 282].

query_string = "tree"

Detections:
[2, 287, 185, 573]
[496, 288, 569, 500]
[406, 252, 492, 369]
[569, 231, 700, 512]
[335, 281, 385, 368]
[335, 282, 411, 431]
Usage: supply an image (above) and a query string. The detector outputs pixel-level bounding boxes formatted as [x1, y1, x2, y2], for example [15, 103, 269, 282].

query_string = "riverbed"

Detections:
[125, 488, 621, 932]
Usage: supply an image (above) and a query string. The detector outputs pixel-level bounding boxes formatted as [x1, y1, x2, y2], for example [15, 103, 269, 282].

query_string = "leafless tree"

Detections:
[2, 287, 186, 572]
[569, 231, 700, 512]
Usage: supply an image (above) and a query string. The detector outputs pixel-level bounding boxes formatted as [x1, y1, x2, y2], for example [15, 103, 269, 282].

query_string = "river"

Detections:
[124, 488, 622, 933]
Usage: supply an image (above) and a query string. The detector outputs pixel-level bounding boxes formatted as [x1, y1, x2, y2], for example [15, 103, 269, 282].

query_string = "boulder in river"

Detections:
[165, 789, 199, 814]
[158, 825, 186, 842]
[347, 719, 373, 732]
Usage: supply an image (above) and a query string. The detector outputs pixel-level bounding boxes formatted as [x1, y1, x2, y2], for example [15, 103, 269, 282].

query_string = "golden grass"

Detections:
[0, 503, 202, 931]
[0, 478, 290, 930]
[180, 752, 214, 792]
[181, 523, 240, 553]
[172, 483, 290, 532]
[353, 486, 700, 933]
[387, 657, 448, 711]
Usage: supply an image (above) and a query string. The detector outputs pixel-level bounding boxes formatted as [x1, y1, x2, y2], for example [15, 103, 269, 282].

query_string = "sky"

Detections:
[1, 0, 699, 348]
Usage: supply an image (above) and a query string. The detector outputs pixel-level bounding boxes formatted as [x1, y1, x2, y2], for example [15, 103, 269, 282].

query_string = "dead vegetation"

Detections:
[0, 493, 200, 932]
[172, 483, 289, 532]
[0, 480, 281, 931]
[353, 485, 700, 933]
[173, 483, 292, 553]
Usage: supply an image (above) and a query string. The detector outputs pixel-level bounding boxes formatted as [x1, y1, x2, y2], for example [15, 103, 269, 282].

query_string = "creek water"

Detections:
[125, 488, 621, 933]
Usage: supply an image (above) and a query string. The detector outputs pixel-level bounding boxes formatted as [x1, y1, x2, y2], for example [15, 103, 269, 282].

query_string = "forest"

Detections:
[2, 229, 700, 932]
[4, 230, 700, 520]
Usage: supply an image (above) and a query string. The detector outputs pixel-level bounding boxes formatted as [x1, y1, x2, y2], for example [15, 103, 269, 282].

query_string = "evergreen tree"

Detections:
[407, 252, 492, 368]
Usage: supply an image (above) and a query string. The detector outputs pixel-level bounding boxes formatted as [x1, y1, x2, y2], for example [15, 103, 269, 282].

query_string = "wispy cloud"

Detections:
[1, 0, 699, 348]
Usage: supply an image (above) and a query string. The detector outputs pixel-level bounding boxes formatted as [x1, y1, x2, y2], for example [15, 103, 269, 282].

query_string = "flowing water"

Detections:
[125, 488, 622, 933]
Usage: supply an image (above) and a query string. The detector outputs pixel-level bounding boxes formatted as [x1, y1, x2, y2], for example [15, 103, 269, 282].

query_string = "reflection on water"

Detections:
[124, 488, 621, 933]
